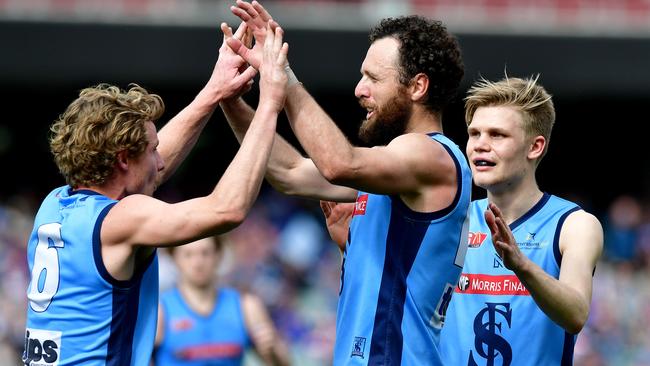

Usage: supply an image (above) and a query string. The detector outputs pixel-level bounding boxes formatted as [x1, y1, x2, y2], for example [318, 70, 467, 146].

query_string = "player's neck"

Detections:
[74, 182, 125, 200]
[487, 179, 543, 225]
[405, 105, 442, 134]
[178, 280, 217, 316]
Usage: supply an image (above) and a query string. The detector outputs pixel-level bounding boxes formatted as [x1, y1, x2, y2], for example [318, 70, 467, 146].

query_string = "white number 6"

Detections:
[28, 223, 64, 312]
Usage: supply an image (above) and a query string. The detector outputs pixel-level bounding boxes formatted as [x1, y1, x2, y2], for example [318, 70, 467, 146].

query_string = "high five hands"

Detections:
[227, 0, 279, 70]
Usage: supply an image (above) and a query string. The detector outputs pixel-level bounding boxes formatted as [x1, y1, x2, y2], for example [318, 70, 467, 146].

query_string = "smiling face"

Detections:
[466, 105, 540, 193]
[355, 37, 412, 146]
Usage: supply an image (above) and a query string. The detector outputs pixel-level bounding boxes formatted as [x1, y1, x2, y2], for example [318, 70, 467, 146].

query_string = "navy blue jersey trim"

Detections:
[561, 332, 576, 365]
[106, 279, 142, 365]
[93, 203, 157, 288]
[553, 206, 581, 268]
[509, 193, 551, 231]
[68, 187, 103, 196]
[389, 137, 462, 221]
[368, 202, 429, 365]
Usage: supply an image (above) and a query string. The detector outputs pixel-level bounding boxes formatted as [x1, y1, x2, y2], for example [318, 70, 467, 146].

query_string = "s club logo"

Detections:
[468, 303, 513, 366]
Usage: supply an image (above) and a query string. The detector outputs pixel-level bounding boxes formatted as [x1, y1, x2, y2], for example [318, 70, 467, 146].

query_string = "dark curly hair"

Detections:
[369, 16, 464, 113]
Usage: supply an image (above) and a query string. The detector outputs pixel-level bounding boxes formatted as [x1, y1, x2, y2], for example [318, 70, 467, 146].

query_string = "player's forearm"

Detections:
[284, 83, 357, 182]
[515, 260, 589, 334]
[221, 97, 256, 143]
[209, 103, 278, 229]
[221, 97, 309, 195]
[157, 91, 221, 185]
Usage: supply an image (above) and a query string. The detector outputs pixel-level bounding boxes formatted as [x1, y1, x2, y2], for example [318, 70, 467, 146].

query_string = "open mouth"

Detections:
[474, 159, 496, 167]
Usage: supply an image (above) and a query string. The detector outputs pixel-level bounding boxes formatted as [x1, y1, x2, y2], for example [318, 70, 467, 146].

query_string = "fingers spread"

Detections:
[221, 22, 233, 38]
[233, 21, 248, 39]
[234, 65, 258, 85]
[231, 6, 251, 21]
[252, 1, 273, 22]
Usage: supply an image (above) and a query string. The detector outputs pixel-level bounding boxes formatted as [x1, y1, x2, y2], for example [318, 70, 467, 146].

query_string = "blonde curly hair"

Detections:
[50, 84, 165, 188]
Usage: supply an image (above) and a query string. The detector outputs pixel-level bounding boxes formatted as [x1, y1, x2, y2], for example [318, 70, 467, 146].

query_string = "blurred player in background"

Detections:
[222, 1, 471, 365]
[154, 236, 290, 366]
[22, 22, 289, 365]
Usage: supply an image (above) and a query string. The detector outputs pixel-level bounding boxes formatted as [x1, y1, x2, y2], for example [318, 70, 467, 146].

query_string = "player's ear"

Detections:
[409, 73, 429, 103]
[528, 135, 546, 160]
[116, 150, 129, 171]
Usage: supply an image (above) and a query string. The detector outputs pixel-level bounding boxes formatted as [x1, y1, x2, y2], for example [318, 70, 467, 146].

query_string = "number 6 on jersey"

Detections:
[28, 223, 64, 312]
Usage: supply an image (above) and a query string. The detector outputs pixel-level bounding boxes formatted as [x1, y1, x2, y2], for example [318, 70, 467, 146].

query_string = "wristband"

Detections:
[285, 65, 300, 86]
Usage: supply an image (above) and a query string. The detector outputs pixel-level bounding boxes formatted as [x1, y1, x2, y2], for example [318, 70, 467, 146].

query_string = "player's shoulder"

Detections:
[388, 132, 445, 148]
[387, 133, 456, 167]
[547, 194, 601, 229]
[564, 209, 603, 233]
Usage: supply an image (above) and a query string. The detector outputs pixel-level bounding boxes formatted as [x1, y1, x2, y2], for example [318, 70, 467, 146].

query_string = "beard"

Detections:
[358, 91, 411, 147]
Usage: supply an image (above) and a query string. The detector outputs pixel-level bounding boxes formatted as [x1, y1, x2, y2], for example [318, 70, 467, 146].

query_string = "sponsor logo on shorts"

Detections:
[23, 328, 61, 366]
[351, 336, 366, 358]
[353, 194, 368, 216]
[455, 274, 529, 296]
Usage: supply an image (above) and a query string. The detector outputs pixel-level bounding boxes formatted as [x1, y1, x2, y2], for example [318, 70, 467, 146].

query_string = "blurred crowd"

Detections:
[2, 190, 650, 365]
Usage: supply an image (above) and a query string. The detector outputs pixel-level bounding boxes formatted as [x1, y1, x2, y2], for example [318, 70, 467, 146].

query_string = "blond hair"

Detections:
[50, 84, 164, 188]
[465, 75, 555, 158]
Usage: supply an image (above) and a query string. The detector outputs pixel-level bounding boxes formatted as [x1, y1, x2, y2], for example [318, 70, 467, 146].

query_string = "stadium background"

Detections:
[1, 0, 649, 364]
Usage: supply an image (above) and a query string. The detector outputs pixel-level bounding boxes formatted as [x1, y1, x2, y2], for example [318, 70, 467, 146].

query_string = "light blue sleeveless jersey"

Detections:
[440, 194, 581, 366]
[23, 186, 159, 366]
[155, 287, 251, 366]
[334, 133, 472, 366]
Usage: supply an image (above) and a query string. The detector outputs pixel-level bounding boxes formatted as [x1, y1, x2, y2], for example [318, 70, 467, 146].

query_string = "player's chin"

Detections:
[471, 176, 497, 190]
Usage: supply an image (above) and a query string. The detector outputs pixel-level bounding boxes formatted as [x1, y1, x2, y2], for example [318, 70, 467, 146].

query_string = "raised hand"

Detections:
[257, 22, 289, 112]
[204, 21, 257, 101]
[320, 200, 355, 251]
[485, 202, 528, 272]
[228, 0, 277, 69]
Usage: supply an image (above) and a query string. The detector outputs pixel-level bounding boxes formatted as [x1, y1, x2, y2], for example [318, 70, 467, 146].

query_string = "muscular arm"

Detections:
[487, 205, 603, 334]
[241, 293, 291, 366]
[101, 25, 288, 280]
[154, 91, 219, 185]
[221, 97, 357, 202]
[105, 102, 280, 248]
[284, 85, 455, 197]
[228, 1, 454, 197]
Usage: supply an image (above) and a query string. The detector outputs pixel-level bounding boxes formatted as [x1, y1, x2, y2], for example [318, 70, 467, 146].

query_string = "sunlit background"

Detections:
[1, 0, 650, 365]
